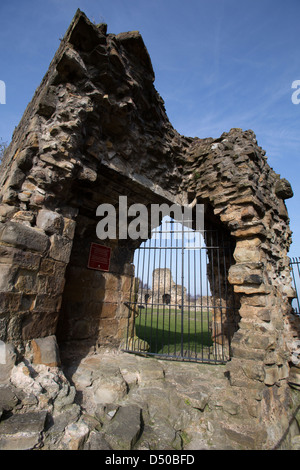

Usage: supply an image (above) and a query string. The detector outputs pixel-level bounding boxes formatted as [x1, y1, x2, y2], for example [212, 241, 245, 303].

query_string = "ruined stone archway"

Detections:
[0, 10, 299, 447]
[126, 212, 240, 363]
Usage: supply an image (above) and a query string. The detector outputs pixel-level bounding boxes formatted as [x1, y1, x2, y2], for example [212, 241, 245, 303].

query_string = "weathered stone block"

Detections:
[0, 384, 18, 409]
[36, 209, 64, 235]
[100, 302, 118, 319]
[59, 420, 90, 450]
[93, 366, 128, 405]
[0, 245, 41, 270]
[0, 222, 49, 253]
[234, 239, 261, 263]
[288, 367, 300, 390]
[104, 405, 142, 450]
[222, 423, 267, 450]
[275, 178, 293, 200]
[37, 86, 57, 118]
[56, 47, 88, 79]
[240, 359, 265, 382]
[63, 217, 76, 240]
[264, 365, 279, 386]
[98, 319, 119, 341]
[104, 274, 120, 291]
[33, 294, 61, 313]
[31, 335, 61, 367]
[0, 411, 47, 450]
[0, 344, 16, 384]
[228, 263, 263, 285]
[84, 431, 112, 450]
[15, 270, 38, 295]
[39, 273, 66, 296]
[0, 265, 18, 292]
[49, 235, 73, 263]
[22, 311, 59, 340]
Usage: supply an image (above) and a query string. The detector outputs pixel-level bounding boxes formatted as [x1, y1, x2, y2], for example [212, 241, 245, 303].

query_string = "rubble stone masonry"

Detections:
[0, 10, 299, 449]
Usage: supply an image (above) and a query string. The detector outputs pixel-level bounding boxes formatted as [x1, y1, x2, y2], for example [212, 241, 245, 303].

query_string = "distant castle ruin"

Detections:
[137, 268, 212, 308]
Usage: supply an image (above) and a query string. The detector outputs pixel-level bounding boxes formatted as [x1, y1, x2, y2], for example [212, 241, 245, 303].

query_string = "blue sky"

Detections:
[0, 0, 300, 256]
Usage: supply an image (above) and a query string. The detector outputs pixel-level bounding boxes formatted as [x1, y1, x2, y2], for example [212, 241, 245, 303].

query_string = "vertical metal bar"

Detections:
[162, 230, 168, 354]
[141, 238, 147, 353]
[127, 257, 136, 350]
[135, 246, 141, 352]
[174, 221, 179, 357]
[150, 226, 158, 352]
[211, 230, 217, 363]
[156, 223, 163, 354]
[199, 238, 204, 362]
[181, 215, 184, 358]
[187, 229, 191, 359]
[145, 235, 152, 349]
[216, 230, 223, 362]
[168, 220, 173, 356]
[207, 230, 214, 363]
[194, 232, 197, 360]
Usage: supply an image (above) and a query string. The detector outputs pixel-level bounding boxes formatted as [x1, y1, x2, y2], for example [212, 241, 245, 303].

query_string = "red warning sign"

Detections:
[88, 243, 111, 272]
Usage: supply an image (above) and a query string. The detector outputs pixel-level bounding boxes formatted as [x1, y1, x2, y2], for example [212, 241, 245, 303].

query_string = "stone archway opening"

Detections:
[123, 210, 240, 364]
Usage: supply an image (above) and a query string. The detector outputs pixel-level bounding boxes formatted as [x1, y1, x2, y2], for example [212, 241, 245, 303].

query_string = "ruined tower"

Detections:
[0, 10, 299, 448]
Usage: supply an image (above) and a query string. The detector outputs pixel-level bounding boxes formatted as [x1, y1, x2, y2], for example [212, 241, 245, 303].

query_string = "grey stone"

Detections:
[93, 366, 128, 405]
[180, 390, 209, 411]
[104, 405, 142, 450]
[275, 178, 293, 200]
[37, 87, 58, 118]
[0, 343, 16, 384]
[0, 385, 19, 411]
[0, 432, 42, 450]
[291, 435, 300, 450]
[58, 419, 90, 450]
[0, 221, 49, 253]
[288, 367, 300, 389]
[31, 335, 61, 367]
[84, 430, 112, 450]
[0, 411, 47, 434]
[56, 47, 88, 79]
[36, 209, 64, 235]
[138, 360, 165, 384]
[46, 404, 81, 436]
[53, 383, 76, 412]
[0, 411, 47, 450]
[0, 265, 18, 293]
[49, 235, 73, 263]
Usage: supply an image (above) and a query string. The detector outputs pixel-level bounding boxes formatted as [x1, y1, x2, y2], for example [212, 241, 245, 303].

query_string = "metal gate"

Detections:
[290, 257, 300, 316]
[123, 217, 237, 364]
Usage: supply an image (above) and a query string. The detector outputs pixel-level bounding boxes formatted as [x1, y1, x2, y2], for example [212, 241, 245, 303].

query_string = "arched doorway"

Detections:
[123, 216, 239, 363]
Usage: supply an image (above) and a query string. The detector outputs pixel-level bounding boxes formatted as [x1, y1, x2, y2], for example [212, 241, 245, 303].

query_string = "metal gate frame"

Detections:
[123, 218, 237, 364]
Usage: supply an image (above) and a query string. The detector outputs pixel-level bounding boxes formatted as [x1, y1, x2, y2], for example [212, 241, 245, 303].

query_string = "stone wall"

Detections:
[0, 9, 299, 448]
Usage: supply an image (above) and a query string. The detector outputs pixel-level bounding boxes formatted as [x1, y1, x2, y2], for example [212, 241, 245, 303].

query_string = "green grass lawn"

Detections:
[134, 307, 213, 357]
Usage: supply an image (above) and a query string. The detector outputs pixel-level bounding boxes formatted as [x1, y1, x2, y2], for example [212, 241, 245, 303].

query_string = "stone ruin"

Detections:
[137, 268, 188, 306]
[0, 9, 300, 449]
